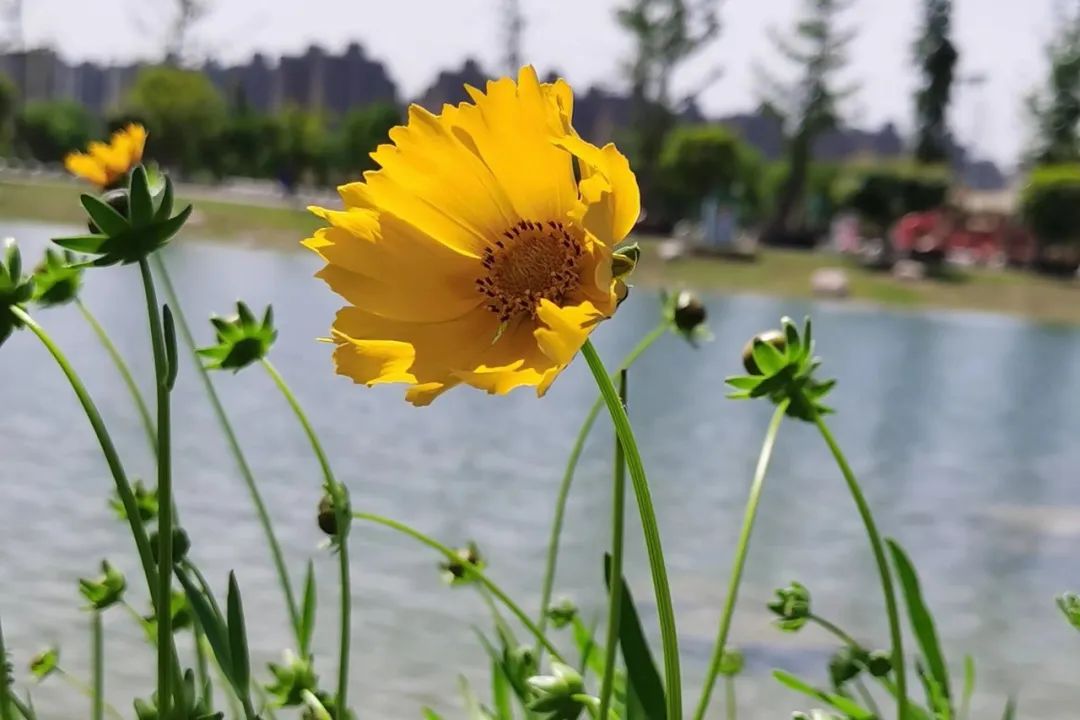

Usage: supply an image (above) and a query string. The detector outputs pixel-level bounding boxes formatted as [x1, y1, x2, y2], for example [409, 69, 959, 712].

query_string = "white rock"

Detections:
[810, 267, 850, 298]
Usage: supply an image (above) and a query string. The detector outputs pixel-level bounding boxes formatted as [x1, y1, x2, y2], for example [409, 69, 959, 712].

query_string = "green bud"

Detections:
[317, 494, 337, 536]
[673, 291, 707, 334]
[545, 597, 578, 629]
[29, 647, 58, 681]
[150, 527, 190, 564]
[527, 662, 588, 719]
[79, 560, 126, 610]
[198, 301, 277, 372]
[440, 541, 485, 586]
[266, 651, 319, 707]
[718, 648, 744, 677]
[828, 646, 867, 687]
[767, 581, 810, 632]
[741, 329, 786, 375]
[31, 249, 83, 307]
[867, 650, 892, 677]
[0, 238, 34, 348]
[142, 590, 193, 637]
[1058, 592, 1080, 631]
[86, 188, 129, 234]
[612, 243, 640, 280]
[109, 479, 159, 522]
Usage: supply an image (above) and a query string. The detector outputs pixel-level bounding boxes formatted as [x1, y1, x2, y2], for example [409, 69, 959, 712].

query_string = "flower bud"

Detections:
[718, 648, 744, 677]
[87, 188, 129, 234]
[440, 542, 485, 586]
[1058, 592, 1080, 631]
[198, 301, 277, 372]
[79, 559, 126, 610]
[828, 646, 866, 687]
[545, 597, 579, 629]
[767, 581, 810, 632]
[527, 662, 588, 719]
[317, 494, 338, 536]
[266, 650, 319, 707]
[0, 238, 34, 349]
[29, 647, 59, 680]
[673, 291, 707, 334]
[866, 650, 892, 677]
[741, 329, 786, 375]
[611, 243, 640, 280]
[150, 528, 190, 564]
[31, 249, 83, 307]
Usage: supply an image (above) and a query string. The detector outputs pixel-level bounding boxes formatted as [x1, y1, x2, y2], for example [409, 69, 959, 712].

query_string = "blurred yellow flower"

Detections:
[64, 124, 147, 189]
[305, 66, 639, 406]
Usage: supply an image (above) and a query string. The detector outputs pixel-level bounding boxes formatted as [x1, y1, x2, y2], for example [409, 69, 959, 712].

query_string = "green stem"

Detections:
[597, 371, 629, 720]
[811, 410, 907, 720]
[193, 623, 212, 711]
[10, 309, 158, 600]
[260, 359, 351, 715]
[76, 298, 157, 456]
[536, 323, 667, 652]
[579, 339, 681, 720]
[724, 676, 736, 720]
[853, 677, 881, 719]
[138, 259, 172, 720]
[353, 512, 563, 660]
[151, 257, 301, 645]
[809, 614, 860, 649]
[91, 612, 103, 720]
[0, 616, 13, 720]
[692, 401, 788, 720]
[56, 669, 123, 720]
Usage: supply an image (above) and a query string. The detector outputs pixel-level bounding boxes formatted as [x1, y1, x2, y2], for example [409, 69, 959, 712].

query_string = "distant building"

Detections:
[415, 58, 488, 111]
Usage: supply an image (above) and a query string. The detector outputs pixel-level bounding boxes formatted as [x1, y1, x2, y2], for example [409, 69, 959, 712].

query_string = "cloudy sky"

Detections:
[13, 0, 1070, 168]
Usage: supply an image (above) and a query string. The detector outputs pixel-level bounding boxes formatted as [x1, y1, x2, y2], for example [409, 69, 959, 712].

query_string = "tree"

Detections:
[14, 101, 96, 162]
[759, 0, 856, 241]
[125, 66, 226, 175]
[913, 0, 958, 163]
[1028, 7, 1080, 165]
[657, 124, 763, 220]
[337, 103, 401, 175]
[0, 72, 15, 153]
[269, 107, 330, 192]
[614, 0, 722, 218]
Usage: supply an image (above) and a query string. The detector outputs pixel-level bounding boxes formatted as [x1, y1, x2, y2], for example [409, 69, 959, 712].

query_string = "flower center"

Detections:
[475, 219, 584, 322]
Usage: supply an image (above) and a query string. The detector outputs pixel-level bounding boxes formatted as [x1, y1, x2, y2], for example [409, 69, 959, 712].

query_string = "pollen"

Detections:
[475, 219, 584, 322]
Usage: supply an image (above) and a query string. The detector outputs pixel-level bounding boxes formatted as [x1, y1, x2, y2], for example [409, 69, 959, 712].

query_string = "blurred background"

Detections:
[3, 1, 1080, 718]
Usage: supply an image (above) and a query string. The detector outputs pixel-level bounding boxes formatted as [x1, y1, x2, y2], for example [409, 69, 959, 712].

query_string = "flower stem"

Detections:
[260, 358, 351, 714]
[193, 622, 212, 712]
[151, 256, 302, 645]
[597, 370, 628, 720]
[138, 258, 172, 720]
[353, 512, 563, 660]
[10, 309, 158, 600]
[580, 339, 681, 720]
[0, 616, 13, 720]
[91, 612, 103, 720]
[809, 614, 860, 649]
[692, 401, 788, 720]
[56, 668, 123, 720]
[75, 298, 156, 456]
[536, 323, 667, 652]
[811, 410, 907, 720]
[724, 676, 736, 720]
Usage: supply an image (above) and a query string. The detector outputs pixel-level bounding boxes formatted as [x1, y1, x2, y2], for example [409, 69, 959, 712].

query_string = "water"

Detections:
[3, 219, 1080, 719]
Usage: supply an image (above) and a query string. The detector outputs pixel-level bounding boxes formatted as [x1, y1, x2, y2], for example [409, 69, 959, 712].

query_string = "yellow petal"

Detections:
[534, 299, 605, 366]
[554, 135, 640, 245]
[64, 152, 108, 187]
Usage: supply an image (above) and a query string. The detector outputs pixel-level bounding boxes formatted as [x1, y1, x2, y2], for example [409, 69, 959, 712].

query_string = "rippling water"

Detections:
[3, 219, 1080, 719]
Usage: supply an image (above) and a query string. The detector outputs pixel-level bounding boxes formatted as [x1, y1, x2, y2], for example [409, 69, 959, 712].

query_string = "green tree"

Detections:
[760, 0, 856, 241]
[615, 0, 722, 216]
[337, 103, 400, 175]
[913, 0, 958, 163]
[657, 124, 762, 220]
[1028, 7, 1080, 165]
[0, 72, 16, 153]
[270, 107, 330, 192]
[14, 100, 96, 162]
[125, 66, 226, 174]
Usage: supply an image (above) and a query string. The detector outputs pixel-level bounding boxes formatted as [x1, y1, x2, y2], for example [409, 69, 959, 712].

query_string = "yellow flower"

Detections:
[64, 124, 147, 189]
[305, 66, 639, 406]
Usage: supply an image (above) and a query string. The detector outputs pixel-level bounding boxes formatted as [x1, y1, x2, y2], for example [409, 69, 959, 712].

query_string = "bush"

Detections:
[1020, 164, 1080, 270]
[338, 103, 401, 175]
[656, 124, 764, 224]
[836, 161, 950, 230]
[0, 72, 15, 153]
[759, 160, 843, 232]
[14, 101, 97, 162]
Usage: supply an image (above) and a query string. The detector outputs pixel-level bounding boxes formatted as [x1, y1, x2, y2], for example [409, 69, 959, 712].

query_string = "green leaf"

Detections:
[782, 316, 801, 358]
[772, 670, 875, 720]
[226, 572, 250, 697]
[175, 569, 233, 682]
[138, 204, 193, 249]
[491, 657, 513, 720]
[154, 176, 175, 222]
[604, 555, 666, 720]
[422, 709, 445, 720]
[129, 166, 153, 227]
[571, 616, 604, 679]
[724, 376, 760, 390]
[52, 235, 107, 254]
[959, 655, 975, 720]
[459, 676, 491, 720]
[887, 539, 951, 711]
[300, 560, 317, 656]
[80, 194, 130, 236]
[1001, 696, 1016, 720]
[163, 305, 178, 391]
[751, 337, 786, 375]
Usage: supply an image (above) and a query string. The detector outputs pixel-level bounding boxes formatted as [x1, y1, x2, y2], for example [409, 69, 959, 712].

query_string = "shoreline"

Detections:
[4, 176, 1080, 327]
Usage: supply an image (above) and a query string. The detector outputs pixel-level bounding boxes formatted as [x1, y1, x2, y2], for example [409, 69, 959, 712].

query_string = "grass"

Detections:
[4, 177, 1080, 325]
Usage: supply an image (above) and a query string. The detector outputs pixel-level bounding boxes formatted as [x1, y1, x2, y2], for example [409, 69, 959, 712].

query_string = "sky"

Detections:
[13, 0, 1071, 169]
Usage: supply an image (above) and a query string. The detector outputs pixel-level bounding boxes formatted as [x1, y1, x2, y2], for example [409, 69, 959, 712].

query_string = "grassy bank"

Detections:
[4, 177, 1080, 325]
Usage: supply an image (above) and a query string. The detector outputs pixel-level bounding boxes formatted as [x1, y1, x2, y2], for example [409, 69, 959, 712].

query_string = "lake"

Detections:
[3, 219, 1080, 719]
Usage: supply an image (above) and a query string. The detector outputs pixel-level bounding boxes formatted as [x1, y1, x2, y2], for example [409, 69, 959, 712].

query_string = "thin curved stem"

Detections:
[260, 359, 351, 714]
[76, 299, 156, 456]
[811, 410, 907, 720]
[597, 371, 628, 720]
[91, 612, 103, 720]
[151, 257, 302, 644]
[809, 614, 860, 649]
[580, 339, 681, 720]
[353, 512, 563, 660]
[854, 677, 881, 719]
[11, 308, 158, 600]
[536, 323, 667, 652]
[138, 258, 172, 720]
[692, 401, 788, 720]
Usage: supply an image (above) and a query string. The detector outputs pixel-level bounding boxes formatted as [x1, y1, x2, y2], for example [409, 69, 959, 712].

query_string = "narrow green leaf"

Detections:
[604, 555, 666, 720]
[459, 676, 489, 720]
[129, 166, 153, 227]
[80, 194, 129, 236]
[782, 316, 801, 358]
[139, 204, 193, 248]
[300, 560, 317, 656]
[175, 569, 232, 679]
[421, 709, 445, 720]
[491, 657, 513, 720]
[162, 305, 178, 391]
[153, 176, 174, 222]
[52, 235, 107, 254]
[959, 655, 975, 720]
[724, 376, 760, 390]
[751, 337, 785, 375]
[572, 616, 604, 679]
[772, 670, 875, 720]
[887, 539, 951, 710]
[1001, 696, 1016, 720]
[226, 572, 251, 696]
